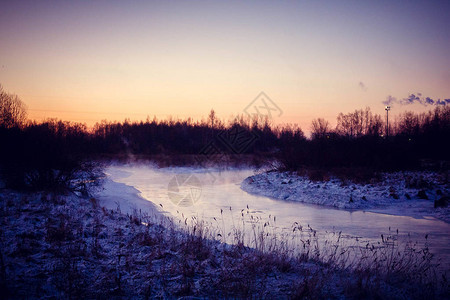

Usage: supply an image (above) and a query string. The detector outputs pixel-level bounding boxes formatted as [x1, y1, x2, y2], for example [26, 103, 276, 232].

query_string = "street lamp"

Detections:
[385, 106, 391, 138]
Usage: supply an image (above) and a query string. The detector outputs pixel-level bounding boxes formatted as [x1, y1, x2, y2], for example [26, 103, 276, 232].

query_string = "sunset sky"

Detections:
[1, 0, 449, 131]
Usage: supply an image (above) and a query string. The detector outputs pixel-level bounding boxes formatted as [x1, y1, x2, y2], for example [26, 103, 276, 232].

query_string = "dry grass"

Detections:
[0, 192, 447, 299]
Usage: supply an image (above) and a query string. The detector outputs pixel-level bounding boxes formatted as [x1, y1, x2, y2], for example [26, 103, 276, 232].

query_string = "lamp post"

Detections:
[385, 106, 391, 138]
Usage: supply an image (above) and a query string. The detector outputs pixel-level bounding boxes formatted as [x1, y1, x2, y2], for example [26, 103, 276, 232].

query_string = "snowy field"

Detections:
[241, 171, 450, 223]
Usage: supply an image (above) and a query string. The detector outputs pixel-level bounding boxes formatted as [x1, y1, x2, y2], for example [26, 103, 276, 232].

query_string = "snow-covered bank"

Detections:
[0, 189, 330, 298]
[2, 178, 447, 298]
[105, 164, 450, 269]
[241, 171, 450, 223]
[96, 178, 160, 216]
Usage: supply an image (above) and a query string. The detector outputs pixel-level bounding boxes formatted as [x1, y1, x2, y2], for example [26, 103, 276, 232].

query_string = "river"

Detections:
[100, 164, 450, 270]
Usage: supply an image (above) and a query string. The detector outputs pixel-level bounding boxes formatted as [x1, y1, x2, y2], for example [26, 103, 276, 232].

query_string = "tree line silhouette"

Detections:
[0, 84, 448, 190]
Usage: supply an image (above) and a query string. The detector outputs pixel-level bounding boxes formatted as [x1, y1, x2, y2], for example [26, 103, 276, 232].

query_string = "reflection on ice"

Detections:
[102, 164, 450, 271]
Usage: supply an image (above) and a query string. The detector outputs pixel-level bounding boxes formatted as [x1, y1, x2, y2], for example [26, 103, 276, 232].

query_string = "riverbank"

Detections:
[241, 170, 450, 223]
[1, 181, 446, 298]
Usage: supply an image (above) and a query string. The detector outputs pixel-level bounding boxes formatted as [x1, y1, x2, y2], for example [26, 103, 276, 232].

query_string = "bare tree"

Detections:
[0, 84, 27, 128]
[397, 111, 420, 136]
[311, 118, 330, 139]
[208, 109, 216, 129]
[367, 113, 383, 136]
[335, 108, 382, 138]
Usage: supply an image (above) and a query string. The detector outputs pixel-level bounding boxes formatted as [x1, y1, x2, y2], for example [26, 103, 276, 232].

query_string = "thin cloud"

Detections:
[358, 81, 367, 92]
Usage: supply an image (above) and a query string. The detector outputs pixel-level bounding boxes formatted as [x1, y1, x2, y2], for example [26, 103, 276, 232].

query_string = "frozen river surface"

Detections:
[99, 164, 450, 270]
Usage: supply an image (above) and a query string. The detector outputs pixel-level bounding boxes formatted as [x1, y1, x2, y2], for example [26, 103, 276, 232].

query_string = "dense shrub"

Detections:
[0, 120, 102, 194]
[0, 84, 448, 187]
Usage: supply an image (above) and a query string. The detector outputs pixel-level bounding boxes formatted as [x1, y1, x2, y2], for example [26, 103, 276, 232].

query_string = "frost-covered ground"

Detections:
[241, 171, 450, 223]
[1, 179, 447, 298]
[0, 189, 322, 298]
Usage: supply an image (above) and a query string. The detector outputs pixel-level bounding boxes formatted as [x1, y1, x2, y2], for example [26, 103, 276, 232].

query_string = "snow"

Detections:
[102, 164, 450, 272]
[1, 175, 447, 298]
[0, 187, 363, 298]
[96, 177, 159, 216]
[241, 171, 450, 223]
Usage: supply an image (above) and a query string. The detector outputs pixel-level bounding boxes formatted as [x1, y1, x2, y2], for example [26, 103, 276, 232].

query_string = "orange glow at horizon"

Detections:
[1, 1, 449, 134]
